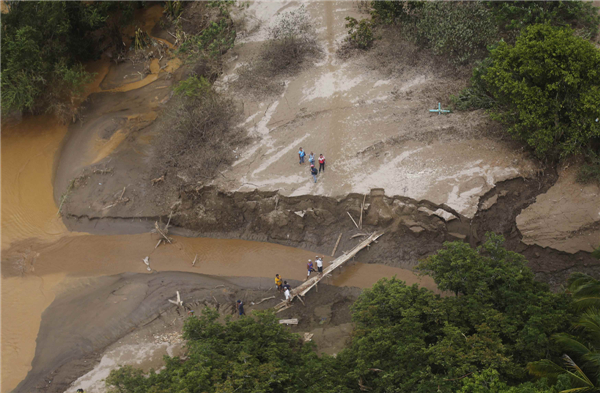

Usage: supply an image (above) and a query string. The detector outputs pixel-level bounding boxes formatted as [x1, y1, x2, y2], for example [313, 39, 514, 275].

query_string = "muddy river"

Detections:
[0, 4, 440, 391]
[0, 78, 434, 393]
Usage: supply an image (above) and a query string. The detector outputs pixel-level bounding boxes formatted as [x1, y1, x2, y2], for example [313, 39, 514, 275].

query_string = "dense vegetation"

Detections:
[0, 1, 112, 119]
[455, 24, 600, 160]
[106, 234, 591, 393]
[345, 1, 600, 169]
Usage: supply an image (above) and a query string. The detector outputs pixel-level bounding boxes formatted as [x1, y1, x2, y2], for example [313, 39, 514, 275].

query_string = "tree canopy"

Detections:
[106, 234, 576, 393]
[481, 24, 600, 159]
[1, 1, 117, 118]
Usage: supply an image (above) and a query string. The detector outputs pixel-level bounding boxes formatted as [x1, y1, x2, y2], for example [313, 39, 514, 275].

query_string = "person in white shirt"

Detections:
[284, 287, 291, 301]
[316, 256, 323, 274]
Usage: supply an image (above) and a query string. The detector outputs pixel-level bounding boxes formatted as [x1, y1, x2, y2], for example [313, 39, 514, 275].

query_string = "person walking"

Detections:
[308, 151, 315, 166]
[275, 274, 283, 292]
[307, 259, 316, 278]
[310, 164, 318, 183]
[316, 256, 323, 274]
[237, 300, 245, 316]
[318, 154, 326, 173]
[298, 147, 306, 165]
[283, 281, 291, 291]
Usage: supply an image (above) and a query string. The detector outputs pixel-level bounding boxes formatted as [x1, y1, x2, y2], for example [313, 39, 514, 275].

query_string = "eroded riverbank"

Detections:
[3, 1, 600, 392]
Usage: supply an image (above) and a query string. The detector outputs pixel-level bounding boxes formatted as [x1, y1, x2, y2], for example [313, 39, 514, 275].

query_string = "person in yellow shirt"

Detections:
[275, 274, 283, 292]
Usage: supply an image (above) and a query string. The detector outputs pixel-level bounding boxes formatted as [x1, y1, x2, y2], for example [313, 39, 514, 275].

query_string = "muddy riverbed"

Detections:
[2, 2, 599, 393]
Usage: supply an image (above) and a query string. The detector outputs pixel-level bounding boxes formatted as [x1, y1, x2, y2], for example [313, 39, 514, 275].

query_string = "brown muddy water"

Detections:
[0, 91, 434, 393]
[1, 4, 435, 391]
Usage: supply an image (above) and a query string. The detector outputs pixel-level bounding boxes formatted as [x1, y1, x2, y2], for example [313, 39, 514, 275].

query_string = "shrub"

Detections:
[173, 75, 211, 98]
[345, 17, 374, 49]
[404, 1, 498, 65]
[154, 81, 244, 181]
[178, 19, 236, 60]
[482, 24, 600, 159]
[336, 234, 572, 391]
[261, 5, 319, 71]
[371, 1, 424, 25]
[487, 1, 600, 41]
[577, 149, 600, 185]
[233, 5, 320, 96]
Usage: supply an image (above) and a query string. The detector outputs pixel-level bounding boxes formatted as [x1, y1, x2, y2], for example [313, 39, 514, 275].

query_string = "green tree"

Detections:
[481, 24, 600, 159]
[486, 1, 600, 40]
[528, 274, 600, 392]
[334, 234, 572, 392]
[106, 308, 344, 393]
[1, 1, 112, 117]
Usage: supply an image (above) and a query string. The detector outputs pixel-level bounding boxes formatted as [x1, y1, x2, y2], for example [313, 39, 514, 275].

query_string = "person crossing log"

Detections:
[274, 231, 384, 310]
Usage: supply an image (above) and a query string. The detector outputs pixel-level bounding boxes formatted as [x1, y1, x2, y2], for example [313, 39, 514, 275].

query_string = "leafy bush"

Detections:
[487, 1, 600, 41]
[404, 1, 498, 65]
[154, 80, 244, 182]
[481, 24, 600, 159]
[577, 149, 600, 185]
[345, 17, 375, 49]
[178, 19, 236, 60]
[371, 1, 424, 25]
[106, 309, 342, 393]
[174, 75, 211, 98]
[1, 1, 111, 119]
[262, 5, 319, 70]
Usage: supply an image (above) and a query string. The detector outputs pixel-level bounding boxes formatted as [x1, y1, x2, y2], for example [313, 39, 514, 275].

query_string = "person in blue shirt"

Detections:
[298, 147, 306, 164]
[308, 151, 315, 166]
[237, 300, 245, 316]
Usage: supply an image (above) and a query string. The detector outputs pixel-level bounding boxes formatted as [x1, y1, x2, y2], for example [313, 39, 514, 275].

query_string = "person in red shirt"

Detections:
[318, 154, 326, 173]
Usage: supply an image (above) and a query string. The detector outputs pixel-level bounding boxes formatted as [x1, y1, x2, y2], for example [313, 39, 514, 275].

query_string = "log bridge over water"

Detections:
[274, 231, 385, 312]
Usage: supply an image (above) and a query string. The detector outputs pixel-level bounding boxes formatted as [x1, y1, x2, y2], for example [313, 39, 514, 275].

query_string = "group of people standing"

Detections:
[274, 256, 325, 302]
[298, 147, 326, 183]
[239, 257, 327, 317]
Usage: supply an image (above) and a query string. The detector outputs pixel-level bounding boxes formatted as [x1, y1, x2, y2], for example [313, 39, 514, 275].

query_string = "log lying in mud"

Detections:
[275, 231, 385, 310]
[279, 318, 298, 325]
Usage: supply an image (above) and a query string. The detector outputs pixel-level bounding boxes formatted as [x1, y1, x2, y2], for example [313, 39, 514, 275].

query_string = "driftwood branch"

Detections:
[168, 291, 183, 307]
[154, 221, 172, 244]
[255, 296, 275, 305]
[359, 194, 366, 229]
[331, 233, 342, 256]
[347, 211, 359, 228]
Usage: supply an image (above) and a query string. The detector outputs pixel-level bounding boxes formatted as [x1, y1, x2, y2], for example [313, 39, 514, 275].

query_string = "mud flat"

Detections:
[12, 270, 427, 393]
[2, 232, 435, 393]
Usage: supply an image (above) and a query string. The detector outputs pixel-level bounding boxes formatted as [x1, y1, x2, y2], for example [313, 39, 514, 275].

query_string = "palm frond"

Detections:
[563, 354, 595, 388]
[583, 351, 600, 371]
[554, 333, 592, 357]
[574, 310, 600, 344]
[573, 297, 600, 312]
[527, 359, 566, 383]
[569, 273, 596, 293]
[574, 284, 600, 300]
